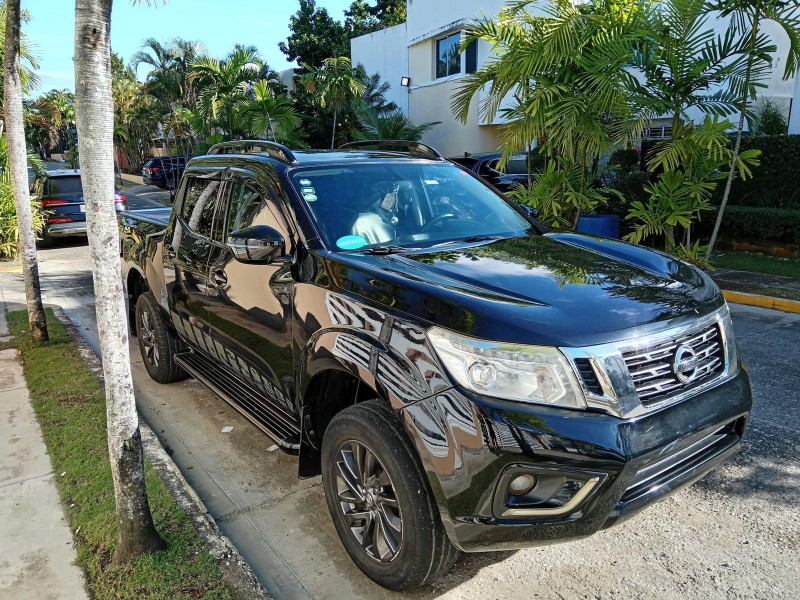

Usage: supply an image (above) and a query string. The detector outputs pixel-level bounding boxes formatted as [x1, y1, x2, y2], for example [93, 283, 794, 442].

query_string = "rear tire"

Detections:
[135, 291, 187, 383]
[321, 400, 459, 590]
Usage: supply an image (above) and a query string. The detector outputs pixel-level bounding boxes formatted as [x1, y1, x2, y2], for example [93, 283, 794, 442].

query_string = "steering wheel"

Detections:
[421, 213, 457, 232]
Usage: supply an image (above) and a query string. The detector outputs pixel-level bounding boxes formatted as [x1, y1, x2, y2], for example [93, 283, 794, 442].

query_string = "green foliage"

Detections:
[190, 47, 264, 140]
[697, 205, 800, 246]
[627, 117, 760, 250]
[280, 0, 350, 68]
[754, 99, 788, 135]
[0, 136, 47, 259]
[609, 148, 641, 172]
[0, 4, 41, 97]
[715, 134, 800, 209]
[302, 57, 367, 148]
[507, 159, 619, 228]
[353, 105, 439, 142]
[240, 80, 301, 144]
[625, 170, 715, 250]
[674, 241, 711, 267]
[629, 0, 751, 126]
[454, 0, 650, 170]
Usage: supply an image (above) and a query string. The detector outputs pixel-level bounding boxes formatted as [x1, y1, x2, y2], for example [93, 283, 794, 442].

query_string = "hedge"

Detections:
[696, 205, 800, 246]
[641, 134, 800, 210]
[717, 135, 800, 209]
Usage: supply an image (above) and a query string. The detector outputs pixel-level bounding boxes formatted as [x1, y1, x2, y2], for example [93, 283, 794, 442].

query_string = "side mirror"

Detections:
[227, 225, 285, 264]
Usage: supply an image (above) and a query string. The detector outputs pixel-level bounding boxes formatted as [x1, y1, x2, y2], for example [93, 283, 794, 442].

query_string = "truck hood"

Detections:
[326, 232, 723, 347]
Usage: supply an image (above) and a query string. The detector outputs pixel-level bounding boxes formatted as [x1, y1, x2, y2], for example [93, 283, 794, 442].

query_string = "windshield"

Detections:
[289, 162, 535, 252]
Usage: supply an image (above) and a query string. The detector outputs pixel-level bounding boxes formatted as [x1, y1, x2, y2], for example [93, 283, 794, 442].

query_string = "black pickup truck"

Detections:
[119, 140, 751, 591]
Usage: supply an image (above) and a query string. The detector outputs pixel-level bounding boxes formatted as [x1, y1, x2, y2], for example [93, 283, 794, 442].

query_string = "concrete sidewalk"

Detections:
[0, 307, 89, 599]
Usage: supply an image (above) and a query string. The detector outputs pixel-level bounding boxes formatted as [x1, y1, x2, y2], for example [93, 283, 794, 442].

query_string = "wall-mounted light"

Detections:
[400, 76, 411, 87]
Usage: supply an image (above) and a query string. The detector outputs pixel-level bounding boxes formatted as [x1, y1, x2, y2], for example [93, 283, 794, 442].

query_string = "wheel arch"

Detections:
[297, 328, 400, 477]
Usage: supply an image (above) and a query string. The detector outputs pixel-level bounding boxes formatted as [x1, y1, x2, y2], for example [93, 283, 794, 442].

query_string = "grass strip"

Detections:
[712, 250, 800, 279]
[7, 309, 232, 600]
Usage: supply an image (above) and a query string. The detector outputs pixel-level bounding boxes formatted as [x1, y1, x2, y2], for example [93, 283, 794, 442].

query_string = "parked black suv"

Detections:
[119, 140, 751, 590]
[142, 155, 186, 190]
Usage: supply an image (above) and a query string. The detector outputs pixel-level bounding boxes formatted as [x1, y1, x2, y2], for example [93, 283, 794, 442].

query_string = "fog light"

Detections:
[508, 474, 537, 496]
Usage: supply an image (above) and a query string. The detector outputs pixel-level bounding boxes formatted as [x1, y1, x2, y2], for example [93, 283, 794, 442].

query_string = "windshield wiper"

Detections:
[462, 235, 505, 243]
[432, 235, 505, 248]
[361, 245, 417, 255]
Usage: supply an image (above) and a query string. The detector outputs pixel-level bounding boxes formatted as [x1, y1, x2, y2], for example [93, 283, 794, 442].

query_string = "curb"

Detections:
[52, 307, 270, 600]
[722, 290, 800, 314]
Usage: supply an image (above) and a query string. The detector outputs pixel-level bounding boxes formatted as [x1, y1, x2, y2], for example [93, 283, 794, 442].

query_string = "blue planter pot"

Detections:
[576, 214, 620, 239]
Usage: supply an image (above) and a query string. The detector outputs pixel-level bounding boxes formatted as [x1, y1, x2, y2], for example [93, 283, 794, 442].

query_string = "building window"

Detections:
[465, 39, 478, 74]
[436, 33, 461, 78]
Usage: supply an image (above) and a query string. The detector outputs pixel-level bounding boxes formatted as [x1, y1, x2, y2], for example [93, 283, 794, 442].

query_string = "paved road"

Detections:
[1, 244, 798, 599]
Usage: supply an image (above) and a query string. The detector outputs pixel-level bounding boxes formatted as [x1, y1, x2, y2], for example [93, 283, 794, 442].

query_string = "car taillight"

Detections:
[40, 198, 69, 207]
[147, 167, 161, 173]
[47, 216, 72, 223]
[115, 193, 127, 203]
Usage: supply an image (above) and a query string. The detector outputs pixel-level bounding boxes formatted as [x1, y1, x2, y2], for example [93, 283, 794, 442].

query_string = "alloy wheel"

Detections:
[139, 309, 160, 368]
[334, 440, 403, 563]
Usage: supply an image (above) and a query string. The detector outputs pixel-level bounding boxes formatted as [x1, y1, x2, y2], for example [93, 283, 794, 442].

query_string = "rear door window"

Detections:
[180, 176, 222, 238]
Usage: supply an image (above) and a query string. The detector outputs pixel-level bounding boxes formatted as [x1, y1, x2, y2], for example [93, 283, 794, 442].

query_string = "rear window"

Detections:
[46, 176, 83, 194]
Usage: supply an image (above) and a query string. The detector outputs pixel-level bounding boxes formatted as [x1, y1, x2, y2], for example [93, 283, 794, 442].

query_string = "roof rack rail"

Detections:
[208, 140, 297, 165]
[338, 140, 445, 160]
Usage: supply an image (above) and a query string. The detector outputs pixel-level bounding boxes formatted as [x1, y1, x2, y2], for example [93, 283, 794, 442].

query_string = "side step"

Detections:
[175, 350, 301, 453]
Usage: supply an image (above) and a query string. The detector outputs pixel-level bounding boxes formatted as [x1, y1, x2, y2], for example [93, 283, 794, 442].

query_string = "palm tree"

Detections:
[453, 0, 649, 167]
[190, 46, 263, 139]
[629, 0, 751, 131]
[3, 0, 47, 342]
[0, 2, 40, 99]
[240, 79, 300, 141]
[354, 104, 439, 141]
[302, 56, 366, 148]
[705, 0, 800, 264]
[452, 0, 650, 225]
[74, 0, 163, 562]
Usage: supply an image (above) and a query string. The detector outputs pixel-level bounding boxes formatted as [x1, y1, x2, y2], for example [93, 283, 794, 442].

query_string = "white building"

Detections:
[351, 1, 800, 157]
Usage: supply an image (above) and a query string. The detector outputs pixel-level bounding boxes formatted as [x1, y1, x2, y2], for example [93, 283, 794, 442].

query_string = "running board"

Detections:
[175, 350, 301, 454]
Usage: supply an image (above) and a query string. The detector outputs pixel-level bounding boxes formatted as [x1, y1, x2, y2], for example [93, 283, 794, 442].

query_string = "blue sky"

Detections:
[23, 0, 354, 95]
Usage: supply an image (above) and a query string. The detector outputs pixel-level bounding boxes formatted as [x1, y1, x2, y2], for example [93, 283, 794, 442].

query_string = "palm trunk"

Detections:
[705, 10, 762, 266]
[74, 0, 163, 563]
[331, 108, 338, 149]
[4, 0, 48, 343]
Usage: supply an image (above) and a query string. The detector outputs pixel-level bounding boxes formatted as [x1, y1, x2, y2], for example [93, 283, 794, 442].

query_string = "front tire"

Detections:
[321, 401, 459, 590]
[135, 291, 187, 383]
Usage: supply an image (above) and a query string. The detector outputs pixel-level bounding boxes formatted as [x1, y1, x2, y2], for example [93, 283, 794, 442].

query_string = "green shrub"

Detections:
[715, 135, 800, 209]
[755, 99, 788, 136]
[642, 134, 800, 209]
[696, 205, 800, 246]
[0, 136, 48, 259]
[609, 148, 640, 172]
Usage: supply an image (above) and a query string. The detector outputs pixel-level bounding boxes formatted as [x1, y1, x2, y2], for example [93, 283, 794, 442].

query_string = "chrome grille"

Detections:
[621, 324, 725, 404]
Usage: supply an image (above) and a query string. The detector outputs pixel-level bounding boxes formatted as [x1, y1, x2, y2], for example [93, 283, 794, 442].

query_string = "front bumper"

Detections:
[400, 369, 751, 552]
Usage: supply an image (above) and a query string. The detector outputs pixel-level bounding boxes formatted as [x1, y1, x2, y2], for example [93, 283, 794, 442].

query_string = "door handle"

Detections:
[165, 244, 176, 259]
[212, 269, 227, 286]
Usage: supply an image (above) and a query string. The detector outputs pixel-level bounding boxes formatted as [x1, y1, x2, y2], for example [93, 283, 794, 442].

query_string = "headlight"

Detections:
[427, 327, 587, 409]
